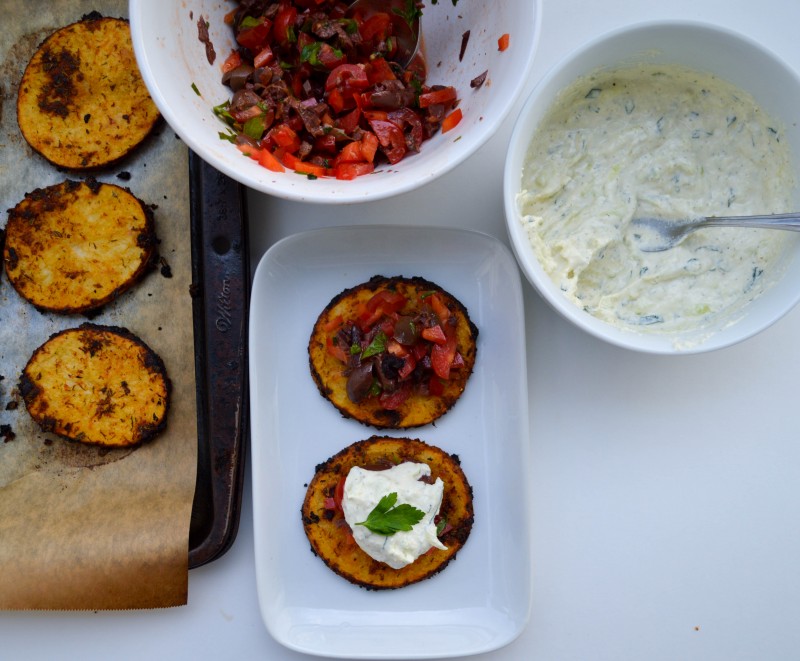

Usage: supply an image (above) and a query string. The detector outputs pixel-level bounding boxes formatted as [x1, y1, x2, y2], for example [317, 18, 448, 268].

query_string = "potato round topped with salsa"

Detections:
[308, 275, 478, 428]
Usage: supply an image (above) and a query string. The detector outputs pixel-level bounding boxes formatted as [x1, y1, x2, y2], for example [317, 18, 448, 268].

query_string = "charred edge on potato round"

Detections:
[3, 179, 158, 315]
[19, 322, 171, 447]
[16, 15, 161, 169]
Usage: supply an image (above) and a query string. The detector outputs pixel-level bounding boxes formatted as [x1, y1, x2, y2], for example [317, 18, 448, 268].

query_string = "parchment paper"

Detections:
[0, 0, 198, 609]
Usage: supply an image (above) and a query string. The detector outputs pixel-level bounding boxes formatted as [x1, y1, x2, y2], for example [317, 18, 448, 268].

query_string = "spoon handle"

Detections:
[700, 211, 800, 231]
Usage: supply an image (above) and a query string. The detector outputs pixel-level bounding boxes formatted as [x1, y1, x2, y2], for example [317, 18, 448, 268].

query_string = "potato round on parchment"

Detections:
[3, 179, 157, 314]
[19, 323, 170, 448]
[308, 276, 479, 429]
[301, 436, 474, 590]
[16, 14, 160, 169]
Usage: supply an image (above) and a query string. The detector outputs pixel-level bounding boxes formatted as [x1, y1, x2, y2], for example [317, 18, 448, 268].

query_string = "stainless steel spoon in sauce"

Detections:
[345, 0, 421, 68]
[629, 212, 800, 252]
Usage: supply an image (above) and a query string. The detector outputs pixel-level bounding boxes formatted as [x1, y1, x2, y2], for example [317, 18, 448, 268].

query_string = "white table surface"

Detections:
[5, 0, 800, 659]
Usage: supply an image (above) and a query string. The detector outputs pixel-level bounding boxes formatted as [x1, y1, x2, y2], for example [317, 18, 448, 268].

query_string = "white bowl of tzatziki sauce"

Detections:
[504, 20, 800, 354]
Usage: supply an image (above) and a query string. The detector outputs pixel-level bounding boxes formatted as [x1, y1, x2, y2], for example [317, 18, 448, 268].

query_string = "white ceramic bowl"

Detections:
[504, 20, 800, 354]
[130, 0, 540, 204]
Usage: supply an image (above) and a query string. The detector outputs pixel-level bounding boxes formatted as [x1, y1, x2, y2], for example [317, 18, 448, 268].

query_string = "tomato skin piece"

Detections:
[326, 336, 349, 363]
[428, 293, 451, 323]
[335, 162, 375, 179]
[431, 324, 457, 379]
[419, 86, 458, 108]
[366, 290, 406, 314]
[360, 13, 391, 43]
[273, 6, 297, 47]
[253, 44, 274, 68]
[258, 148, 286, 173]
[360, 132, 379, 162]
[498, 33, 510, 51]
[367, 57, 396, 84]
[442, 108, 463, 133]
[267, 123, 301, 153]
[334, 475, 346, 511]
[421, 324, 447, 345]
[379, 384, 411, 410]
[221, 50, 242, 73]
[236, 18, 272, 52]
[367, 118, 406, 164]
[325, 64, 370, 93]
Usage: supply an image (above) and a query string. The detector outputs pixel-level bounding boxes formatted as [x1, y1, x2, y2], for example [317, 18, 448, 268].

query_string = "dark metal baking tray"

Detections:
[187, 152, 249, 569]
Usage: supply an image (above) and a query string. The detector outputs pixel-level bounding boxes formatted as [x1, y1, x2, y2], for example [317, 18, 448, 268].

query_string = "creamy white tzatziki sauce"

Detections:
[342, 462, 447, 570]
[518, 64, 795, 333]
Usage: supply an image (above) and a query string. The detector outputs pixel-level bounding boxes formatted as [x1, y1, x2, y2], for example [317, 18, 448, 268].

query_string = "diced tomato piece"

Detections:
[281, 151, 329, 177]
[314, 134, 338, 155]
[360, 132, 379, 162]
[236, 142, 260, 159]
[367, 57, 396, 84]
[441, 107, 462, 133]
[258, 148, 286, 173]
[431, 326, 457, 380]
[327, 88, 347, 114]
[325, 64, 369, 92]
[428, 293, 451, 323]
[398, 353, 416, 379]
[267, 124, 301, 153]
[379, 384, 410, 410]
[323, 315, 344, 332]
[337, 107, 362, 134]
[362, 109, 389, 122]
[273, 6, 297, 46]
[326, 336, 349, 363]
[386, 339, 409, 357]
[360, 12, 392, 44]
[253, 45, 274, 68]
[318, 43, 346, 69]
[333, 475, 346, 511]
[428, 375, 444, 396]
[236, 18, 272, 52]
[366, 290, 406, 314]
[498, 33, 510, 51]
[224, 9, 237, 25]
[221, 50, 242, 73]
[335, 141, 366, 164]
[367, 118, 406, 164]
[418, 86, 458, 108]
[421, 324, 447, 345]
[335, 162, 374, 180]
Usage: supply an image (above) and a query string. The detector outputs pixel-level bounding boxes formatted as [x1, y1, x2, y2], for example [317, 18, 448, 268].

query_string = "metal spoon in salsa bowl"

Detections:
[629, 212, 800, 252]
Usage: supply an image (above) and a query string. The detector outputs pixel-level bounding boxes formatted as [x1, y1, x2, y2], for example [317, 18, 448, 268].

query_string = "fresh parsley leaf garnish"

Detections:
[361, 331, 388, 358]
[356, 492, 425, 535]
[243, 114, 267, 140]
[191, 82, 201, 96]
[392, 0, 422, 30]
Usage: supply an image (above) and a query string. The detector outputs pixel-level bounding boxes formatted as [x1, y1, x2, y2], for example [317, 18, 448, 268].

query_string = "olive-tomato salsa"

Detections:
[214, 1, 462, 179]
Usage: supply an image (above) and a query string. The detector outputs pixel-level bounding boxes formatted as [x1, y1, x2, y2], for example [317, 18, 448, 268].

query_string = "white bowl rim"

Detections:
[130, 0, 543, 204]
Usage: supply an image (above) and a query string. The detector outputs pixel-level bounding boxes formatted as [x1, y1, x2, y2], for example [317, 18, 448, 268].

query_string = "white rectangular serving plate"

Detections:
[249, 225, 532, 659]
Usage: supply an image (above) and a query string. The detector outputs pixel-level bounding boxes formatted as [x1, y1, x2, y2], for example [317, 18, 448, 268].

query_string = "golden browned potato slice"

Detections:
[16, 14, 160, 169]
[308, 276, 478, 429]
[301, 436, 474, 590]
[19, 323, 170, 448]
[3, 179, 157, 314]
